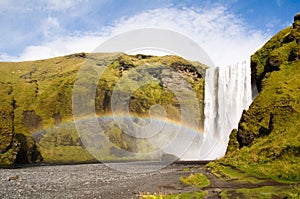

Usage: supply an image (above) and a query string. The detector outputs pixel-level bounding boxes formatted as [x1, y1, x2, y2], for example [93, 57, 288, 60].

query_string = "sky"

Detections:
[0, 0, 299, 66]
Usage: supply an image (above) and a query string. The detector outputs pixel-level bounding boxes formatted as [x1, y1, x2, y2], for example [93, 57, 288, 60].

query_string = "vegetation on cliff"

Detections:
[0, 53, 206, 164]
[209, 13, 300, 184]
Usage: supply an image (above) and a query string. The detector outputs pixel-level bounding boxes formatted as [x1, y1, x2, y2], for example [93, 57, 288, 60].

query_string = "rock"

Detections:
[289, 45, 300, 61]
[15, 134, 43, 164]
[293, 13, 300, 45]
[294, 13, 300, 21]
[212, 188, 222, 193]
[268, 55, 281, 69]
[8, 175, 19, 181]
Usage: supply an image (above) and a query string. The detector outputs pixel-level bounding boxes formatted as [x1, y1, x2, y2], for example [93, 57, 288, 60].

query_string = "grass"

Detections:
[206, 162, 265, 184]
[203, 17, 300, 199]
[179, 173, 210, 189]
[141, 172, 209, 198]
[215, 59, 300, 183]
[183, 167, 191, 172]
[219, 185, 300, 199]
[214, 20, 300, 183]
[40, 146, 96, 163]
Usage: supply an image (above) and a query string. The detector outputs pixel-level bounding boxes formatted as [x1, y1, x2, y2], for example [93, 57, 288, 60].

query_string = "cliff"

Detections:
[0, 53, 206, 164]
[220, 14, 300, 182]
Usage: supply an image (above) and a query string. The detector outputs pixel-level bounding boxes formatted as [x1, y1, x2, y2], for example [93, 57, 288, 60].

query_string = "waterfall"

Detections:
[201, 60, 252, 160]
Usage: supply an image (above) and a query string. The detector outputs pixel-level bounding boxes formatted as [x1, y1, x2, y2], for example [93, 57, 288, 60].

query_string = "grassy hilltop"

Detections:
[0, 53, 206, 164]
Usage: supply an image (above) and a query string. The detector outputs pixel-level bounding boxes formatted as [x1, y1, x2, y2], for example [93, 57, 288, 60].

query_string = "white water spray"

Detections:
[201, 60, 252, 160]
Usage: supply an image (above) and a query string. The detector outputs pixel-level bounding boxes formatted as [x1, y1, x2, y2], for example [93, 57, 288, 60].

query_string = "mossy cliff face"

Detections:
[0, 105, 19, 164]
[221, 14, 300, 182]
[0, 53, 206, 164]
[0, 87, 43, 165]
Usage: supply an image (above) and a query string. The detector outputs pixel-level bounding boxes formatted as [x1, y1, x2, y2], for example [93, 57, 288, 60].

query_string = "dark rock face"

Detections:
[293, 13, 300, 45]
[289, 45, 300, 61]
[15, 134, 43, 164]
[236, 112, 274, 148]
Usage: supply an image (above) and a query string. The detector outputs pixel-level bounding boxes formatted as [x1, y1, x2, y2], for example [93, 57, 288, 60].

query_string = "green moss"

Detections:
[219, 59, 300, 182]
[0, 105, 19, 165]
[179, 173, 210, 189]
[251, 26, 297, 92]
[40, 146, 96, 163]
[219, 186, 300, 199]
[226, 129, 239, 153]
[0, 147, 18, 165]
[0, 53, 206, 164]
[216, 15, 300, 183]
[206, 162, 265, 184]
[183, 167, 191, 172]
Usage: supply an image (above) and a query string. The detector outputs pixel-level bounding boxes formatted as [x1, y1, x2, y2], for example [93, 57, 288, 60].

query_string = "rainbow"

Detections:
[33, 113, 225, 161]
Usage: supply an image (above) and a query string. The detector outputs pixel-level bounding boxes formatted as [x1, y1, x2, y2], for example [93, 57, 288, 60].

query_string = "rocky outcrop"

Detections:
[293, 13, 300, 45]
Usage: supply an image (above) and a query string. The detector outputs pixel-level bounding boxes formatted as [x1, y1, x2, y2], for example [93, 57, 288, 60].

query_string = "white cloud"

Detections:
[0, 52, 18, 61]
[0, 0, 89, 13]
[4, 6, 270, 66]
[43, 15, 61, 38]
[19, 34, 104, 61]
[43, 0, 87, 11]
[108, 7, 270, 66]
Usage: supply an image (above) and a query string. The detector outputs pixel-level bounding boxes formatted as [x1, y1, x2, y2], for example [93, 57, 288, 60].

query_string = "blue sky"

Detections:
[0, 0, 299, 65]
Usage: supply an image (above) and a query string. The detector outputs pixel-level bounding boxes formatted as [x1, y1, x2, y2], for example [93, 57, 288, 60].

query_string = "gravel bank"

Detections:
[0, 162, 196, 199]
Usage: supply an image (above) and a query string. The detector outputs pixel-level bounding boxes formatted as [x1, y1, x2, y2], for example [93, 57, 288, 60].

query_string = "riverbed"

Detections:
[0, 162, 205, 198]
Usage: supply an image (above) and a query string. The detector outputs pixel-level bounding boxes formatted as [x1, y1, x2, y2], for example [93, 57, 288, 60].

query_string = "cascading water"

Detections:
[201, 60, 252, 160]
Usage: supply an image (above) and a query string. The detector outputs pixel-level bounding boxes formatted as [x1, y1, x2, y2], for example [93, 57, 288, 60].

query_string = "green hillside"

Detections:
[0, 53, 206, 164]
[209, 14, 300, 184]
